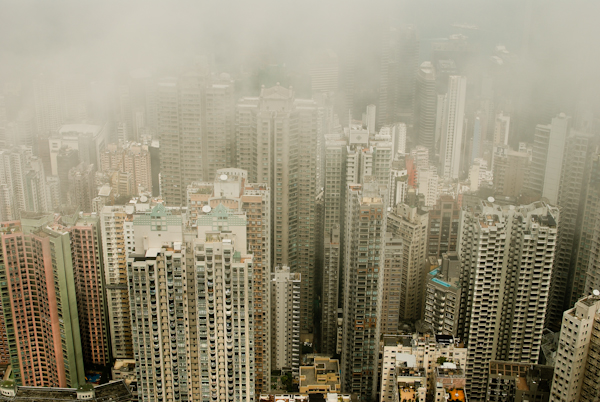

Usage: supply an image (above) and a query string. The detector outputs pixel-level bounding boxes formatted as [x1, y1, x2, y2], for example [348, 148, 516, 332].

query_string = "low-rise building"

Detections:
[299, 357, 341, 394]
[0, 379, 133, 402]
[380, 335, 467, 402]
[433, 362, 467, 402]
[488, 361, 553, 402]
[394, 364, 427, 402]
[111, 360, 138, 399]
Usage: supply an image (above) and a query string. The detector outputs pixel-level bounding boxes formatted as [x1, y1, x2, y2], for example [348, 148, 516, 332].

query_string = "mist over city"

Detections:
[0, 1, 599, 402]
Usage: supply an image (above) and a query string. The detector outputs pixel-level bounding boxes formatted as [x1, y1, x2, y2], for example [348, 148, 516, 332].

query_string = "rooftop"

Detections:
[0, 380, 132, 402]
[299, 358, 340, 391]
[59, 123, 103, 136]
[446, 388, 466, 402]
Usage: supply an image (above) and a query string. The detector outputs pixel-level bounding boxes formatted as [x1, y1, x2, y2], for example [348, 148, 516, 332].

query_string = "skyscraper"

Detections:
[582, 153, 600, 297]
[386, 203, 429, 321]
[321, 225, 341, 354]
[414, 62, 437, 154]
[270, 266, 301, 376]
[458, 201, 558, 401]
[203, 76, 236, 180]
[542, 114, 571, 204]
[424, 252, 461, 336]
[380, 232, 402, 334]
[491, 145, 529, 199]
[426, 195, 460, 258]
[100, 142, 153, 194]
[236, 85, 319, 333]
[194, 204, 256, 402]
[377, 25, 419, 127]
[0, 217, 86, 387]
[308, 50, 339, 96]
[320, 126, 393, 351]
[186, 168, 272, 394]
[439, 76, 467, 179]
[549, 293, 600, 402]
[100, 205, 134, 360]
[158, 72, 236, 206]
[0, 147, 52, 219]
[65, 214, 109, 366]
[523, 114, 571, 202]
[341, 180, 386, 399]
[128, 202, 255, 402]
[68, 162, 96, 212]
[157, 74, 203, 206]
[547, 131, 598, 329]
[493, 112, 510, 145]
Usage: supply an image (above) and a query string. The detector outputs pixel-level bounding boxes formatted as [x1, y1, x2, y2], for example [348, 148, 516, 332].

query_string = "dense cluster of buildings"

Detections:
[0, 15, 599, 402]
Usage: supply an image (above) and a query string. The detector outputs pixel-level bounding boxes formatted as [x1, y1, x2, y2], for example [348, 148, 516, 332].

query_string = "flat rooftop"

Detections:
[0, 380, 132, 402]
[446, 388, 466, 402]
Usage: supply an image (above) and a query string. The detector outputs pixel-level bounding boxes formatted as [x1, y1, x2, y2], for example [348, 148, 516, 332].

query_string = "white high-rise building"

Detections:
[341, 180, 386, 399]
[439, 76, 467, 179]
[100, 202, 149, 360]
[271, 266, 301, 376]
[542, 113, 571, 204]
[128, 243, 191, 402]
[388, 163, 408, 208]
[493, 112, 510, 145]
[366, 104, 376, 134]
[0, 147, 52, 219]
[458, 201, 559, 402]
[186, 169, 271, 393]
[194, 205, 255, 402]
[549, 293, 600, 402]
[417, 168, 439, 207]
[128, 202, 256, 402]
[379, 123, 407, 158]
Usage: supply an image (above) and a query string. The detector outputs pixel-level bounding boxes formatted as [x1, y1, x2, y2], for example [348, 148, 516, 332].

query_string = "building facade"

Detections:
[271, 266, 301, 376]
[458, 201, 559, 401]
[386, 203, 429, 321]
[236, 85, 319, 333]
[549, 294, 600, 402]
[0, 218, 85, 387]
[341, 182, 386, 399]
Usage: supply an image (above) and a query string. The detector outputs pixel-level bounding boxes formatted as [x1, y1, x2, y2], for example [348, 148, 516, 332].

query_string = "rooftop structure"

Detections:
[299, 358, 341, 394]
[488, 361, 553, 402]
[380, 334, 467, 402]
[0, 380, 132, 402]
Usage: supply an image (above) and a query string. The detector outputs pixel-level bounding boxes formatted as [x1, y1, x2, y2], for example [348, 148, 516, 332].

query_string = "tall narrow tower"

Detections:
[377, 25, 419, 127]
[236, 85, 319, 333]
[0, 218, 86, 387]
[158, 72, 235, 205]
[414, 62, 437, 154]
[186, 168, 272, 394]
[341, 180, 386, 399]
[439, 76, 467, 179]
[458, 201, 558, 401]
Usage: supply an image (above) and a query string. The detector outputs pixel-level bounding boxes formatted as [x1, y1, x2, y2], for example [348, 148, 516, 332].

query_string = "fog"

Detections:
[1, 1, 600, 398]
[2, 1, 598, 115]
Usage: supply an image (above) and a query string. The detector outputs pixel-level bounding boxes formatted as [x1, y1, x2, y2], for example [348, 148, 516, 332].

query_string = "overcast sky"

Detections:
[0, 0, 598, 107]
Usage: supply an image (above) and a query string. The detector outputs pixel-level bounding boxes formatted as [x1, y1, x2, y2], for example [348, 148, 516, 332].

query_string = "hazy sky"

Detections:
[0, 0, 599, 106]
